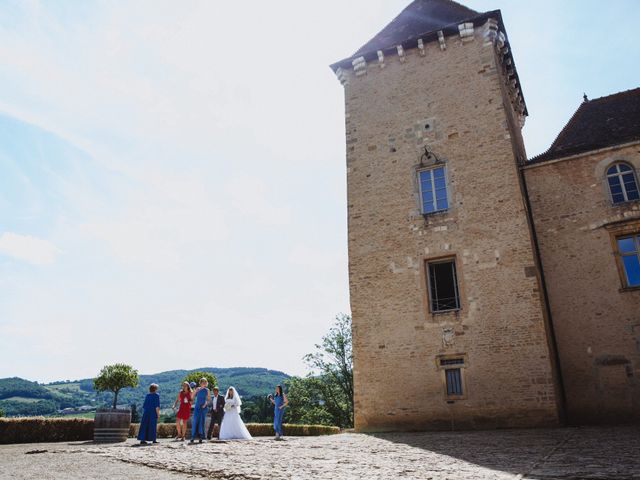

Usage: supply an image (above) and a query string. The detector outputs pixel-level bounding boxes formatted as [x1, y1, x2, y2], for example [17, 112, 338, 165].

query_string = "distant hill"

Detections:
[0, 377, 77, 416]
[0, 367, 290, 417]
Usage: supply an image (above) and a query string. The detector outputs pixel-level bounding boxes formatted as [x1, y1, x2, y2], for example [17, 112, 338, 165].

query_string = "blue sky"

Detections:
[1, 0, 638, 382]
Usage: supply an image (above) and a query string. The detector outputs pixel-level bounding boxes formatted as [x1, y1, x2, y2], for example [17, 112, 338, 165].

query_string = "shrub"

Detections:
[0, 418, 338, 444]
[0, 417, 93, 444]
[246, 423, 274, 436]
[277, 424, 340, 436]
[128, 423, 177, 438]
[246, 423, 339, 436]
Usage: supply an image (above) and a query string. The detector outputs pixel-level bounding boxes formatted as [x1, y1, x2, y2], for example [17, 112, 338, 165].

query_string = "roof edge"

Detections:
[527, 139, 640, 166]
[528, 87, 640, 164]
[330, 10, 498, 72]
[329, 9, 528, 118]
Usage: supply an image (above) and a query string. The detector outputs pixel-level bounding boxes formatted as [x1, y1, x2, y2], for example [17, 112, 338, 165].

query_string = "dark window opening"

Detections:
[428, 260, 460, 312]
[440, 358, 464, 366]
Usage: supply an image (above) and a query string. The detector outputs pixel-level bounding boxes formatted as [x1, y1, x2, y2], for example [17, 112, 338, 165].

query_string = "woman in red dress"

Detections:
[172, 381, 192, 441]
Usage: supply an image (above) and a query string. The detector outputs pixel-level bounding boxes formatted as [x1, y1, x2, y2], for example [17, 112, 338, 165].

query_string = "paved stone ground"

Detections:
[1, 426, 638, 479]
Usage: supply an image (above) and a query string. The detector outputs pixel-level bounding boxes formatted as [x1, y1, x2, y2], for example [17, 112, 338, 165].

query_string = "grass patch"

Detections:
[2, 397, 42, 404]
[46, 383, 83, 392]
[49, 412, 95, 419]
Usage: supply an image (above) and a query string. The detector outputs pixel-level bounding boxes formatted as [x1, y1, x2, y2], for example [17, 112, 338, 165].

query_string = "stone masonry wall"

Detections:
[524, 145, 640, 424]
[340, 23, 560, 431]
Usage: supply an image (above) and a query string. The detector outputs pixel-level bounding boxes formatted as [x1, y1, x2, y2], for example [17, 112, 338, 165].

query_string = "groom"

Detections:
[207, 386, 225, 440]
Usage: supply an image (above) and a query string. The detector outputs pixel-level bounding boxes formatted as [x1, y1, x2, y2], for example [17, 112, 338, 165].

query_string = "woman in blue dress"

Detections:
[269, 384, 288, 440]
[138, 383, 160, 445]
[190, 378, 210, 444]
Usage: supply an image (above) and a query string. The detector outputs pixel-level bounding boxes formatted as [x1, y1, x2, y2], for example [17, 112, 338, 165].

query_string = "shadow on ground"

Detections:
[372, 425, 640, 479]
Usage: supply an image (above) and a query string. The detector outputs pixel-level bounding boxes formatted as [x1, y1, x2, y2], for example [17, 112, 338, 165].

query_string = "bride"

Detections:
[219, 386, 252, 440]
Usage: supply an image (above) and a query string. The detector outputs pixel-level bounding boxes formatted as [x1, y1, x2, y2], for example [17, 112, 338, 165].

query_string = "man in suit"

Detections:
[207, 386, 225, 440]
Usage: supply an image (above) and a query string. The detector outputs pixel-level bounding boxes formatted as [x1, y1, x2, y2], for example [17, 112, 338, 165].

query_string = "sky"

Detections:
[0, 0, 638, 383]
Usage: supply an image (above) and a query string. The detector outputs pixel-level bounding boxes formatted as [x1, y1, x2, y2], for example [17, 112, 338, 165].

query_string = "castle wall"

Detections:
[341, 24, 560, 431]
[524, 145, 640, 424]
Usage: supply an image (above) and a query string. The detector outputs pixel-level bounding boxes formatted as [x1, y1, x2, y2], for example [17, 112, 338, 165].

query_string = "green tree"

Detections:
[0, 407, 4, 417]
[285, 376, 335, 426]
[240, 395, 273, 423]
[182, 371, 218, 390]
[93, 364, 139, 409]
[283, 314, 354, 428]
[303, 313, 353, 427]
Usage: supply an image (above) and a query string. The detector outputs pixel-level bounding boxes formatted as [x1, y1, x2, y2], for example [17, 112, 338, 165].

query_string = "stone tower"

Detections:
[331, 0, 562, 431]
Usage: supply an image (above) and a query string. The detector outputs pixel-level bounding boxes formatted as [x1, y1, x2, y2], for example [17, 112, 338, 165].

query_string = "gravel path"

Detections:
[1, 426, 638, 479]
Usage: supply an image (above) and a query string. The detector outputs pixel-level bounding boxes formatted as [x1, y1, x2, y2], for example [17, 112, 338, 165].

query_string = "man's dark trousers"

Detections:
[207, 395, 225, 439]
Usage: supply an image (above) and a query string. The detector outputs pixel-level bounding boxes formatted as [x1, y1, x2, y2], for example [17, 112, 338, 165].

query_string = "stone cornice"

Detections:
[329, 10, 527, 121]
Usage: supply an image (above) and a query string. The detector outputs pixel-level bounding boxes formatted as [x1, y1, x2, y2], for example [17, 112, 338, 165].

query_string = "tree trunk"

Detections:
[112, 389, 119, 409]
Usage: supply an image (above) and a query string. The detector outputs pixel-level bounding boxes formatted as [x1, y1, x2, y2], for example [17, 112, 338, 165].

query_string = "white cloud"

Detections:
[0, 232, 61, 265]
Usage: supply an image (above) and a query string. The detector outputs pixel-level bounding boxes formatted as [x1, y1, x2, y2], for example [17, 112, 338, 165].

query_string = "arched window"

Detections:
[606, 163, 639, 204]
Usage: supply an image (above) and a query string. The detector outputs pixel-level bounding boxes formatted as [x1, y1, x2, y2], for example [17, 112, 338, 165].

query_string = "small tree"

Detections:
[0, 407, 4, 418]
[303, 313, 354, 427]
[183, 371, 218, 389]
[93, 364, 139, 409]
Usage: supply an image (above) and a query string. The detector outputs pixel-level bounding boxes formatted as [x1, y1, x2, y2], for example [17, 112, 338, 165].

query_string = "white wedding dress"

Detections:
[219, 388, 252, 440]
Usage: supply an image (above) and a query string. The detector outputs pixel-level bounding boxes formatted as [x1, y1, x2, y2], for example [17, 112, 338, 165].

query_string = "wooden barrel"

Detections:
[94, 408, 131, 443]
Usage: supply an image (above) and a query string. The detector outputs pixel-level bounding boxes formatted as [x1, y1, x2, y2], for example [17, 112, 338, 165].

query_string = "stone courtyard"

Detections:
[1, 426, 638, 479]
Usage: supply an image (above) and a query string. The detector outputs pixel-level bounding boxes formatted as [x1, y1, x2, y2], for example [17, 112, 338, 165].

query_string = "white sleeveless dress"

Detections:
[219, 397, 252, 440]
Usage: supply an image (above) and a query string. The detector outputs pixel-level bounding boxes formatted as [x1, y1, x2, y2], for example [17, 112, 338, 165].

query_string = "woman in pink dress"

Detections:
[172, 381, 192, 441]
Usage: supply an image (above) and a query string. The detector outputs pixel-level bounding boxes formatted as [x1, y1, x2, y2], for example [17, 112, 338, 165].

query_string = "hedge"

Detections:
[0, 417, 93, 444]
[1, 418, 339, 444]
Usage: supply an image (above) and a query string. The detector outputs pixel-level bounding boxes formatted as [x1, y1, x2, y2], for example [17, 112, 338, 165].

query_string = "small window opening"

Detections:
[445, 368, 463, 396]
[427, 259, 460, 312]
[437, 356, 467, 399]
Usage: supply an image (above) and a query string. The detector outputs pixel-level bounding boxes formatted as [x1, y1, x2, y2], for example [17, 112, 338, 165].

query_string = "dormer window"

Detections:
[607, 163, 639, 204]
[419, 166, 449, 214]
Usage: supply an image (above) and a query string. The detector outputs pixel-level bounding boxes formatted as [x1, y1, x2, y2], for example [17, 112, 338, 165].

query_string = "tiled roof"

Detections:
[352, 0, 479, 56]
[328, 1, 529, 117]
[529, 88, 640, 163]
